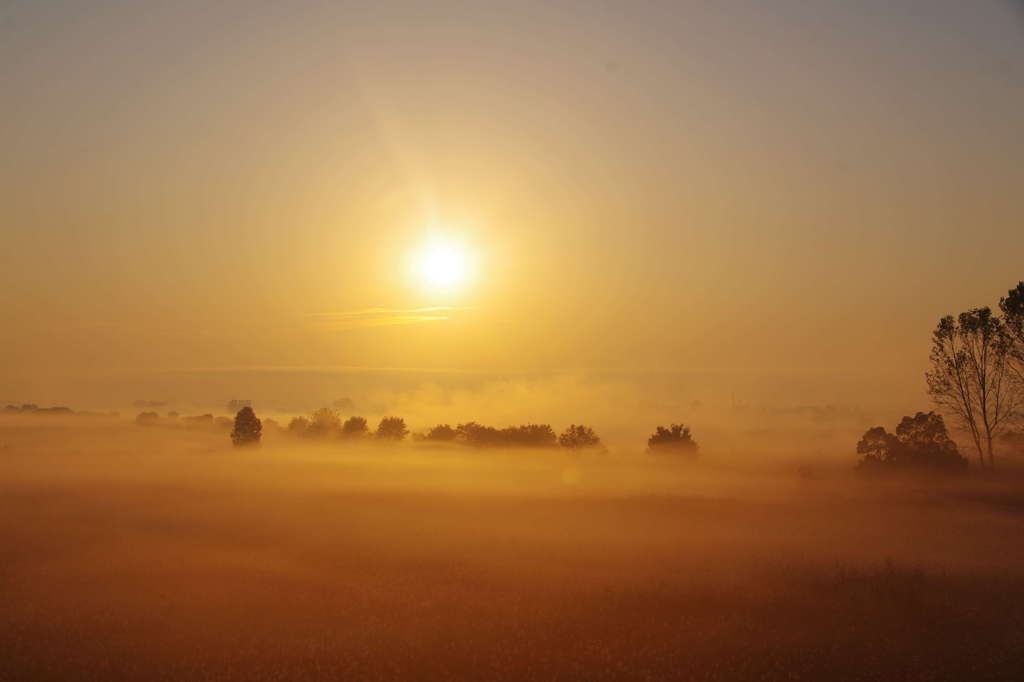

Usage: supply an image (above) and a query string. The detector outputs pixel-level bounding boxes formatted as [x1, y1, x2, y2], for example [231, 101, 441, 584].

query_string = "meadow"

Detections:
[3, 419, 1023, 681]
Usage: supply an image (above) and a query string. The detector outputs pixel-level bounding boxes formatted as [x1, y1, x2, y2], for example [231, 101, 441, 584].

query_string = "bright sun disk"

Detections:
[419, 244, 468, 289]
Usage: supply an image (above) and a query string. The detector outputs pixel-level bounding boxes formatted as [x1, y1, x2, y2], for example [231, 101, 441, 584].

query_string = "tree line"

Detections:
[224, 405, 700, 455]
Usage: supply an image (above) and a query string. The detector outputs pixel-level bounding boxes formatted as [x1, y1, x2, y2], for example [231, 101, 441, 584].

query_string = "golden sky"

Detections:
[1, 1, 1022, 412]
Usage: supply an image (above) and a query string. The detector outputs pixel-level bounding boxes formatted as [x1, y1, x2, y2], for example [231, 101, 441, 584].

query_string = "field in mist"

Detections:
[3, 419, 1024, 681]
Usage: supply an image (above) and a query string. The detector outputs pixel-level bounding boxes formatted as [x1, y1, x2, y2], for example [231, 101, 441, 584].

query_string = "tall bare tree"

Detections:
[926, 308, 1019, 470]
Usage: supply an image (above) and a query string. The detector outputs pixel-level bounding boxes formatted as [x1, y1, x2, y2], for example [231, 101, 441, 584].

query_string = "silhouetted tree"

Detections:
[856, 412, 966, 473]
[231, 406, 262, 447]
[856, 426, 898, 468]
[308, 407, 342, 438]
[647, 424, 698, 455]
[453, 422, 558, 447]
[288, 416, 310, 436]
[135, 411, 160, 426]
[425, 424, 458, 441]
[558, 424, 601, 450]
[926, 308, 1019, 469]
[1000, 281, 1024, 387]
[376, 416, 408, 440]
[503, 424, 557, 447]
[456, 422, 504, 446]
[341, 416, 369, 438]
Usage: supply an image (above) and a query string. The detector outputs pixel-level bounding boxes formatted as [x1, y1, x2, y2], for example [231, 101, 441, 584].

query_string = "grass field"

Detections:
[2, 421, 1024, 681]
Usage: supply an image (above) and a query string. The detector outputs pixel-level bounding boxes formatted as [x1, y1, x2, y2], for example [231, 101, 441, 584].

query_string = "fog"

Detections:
[3, 418, 1024, 680]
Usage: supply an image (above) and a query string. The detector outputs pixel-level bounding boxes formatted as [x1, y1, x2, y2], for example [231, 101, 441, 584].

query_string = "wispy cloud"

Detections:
[309, 307, 466, 330]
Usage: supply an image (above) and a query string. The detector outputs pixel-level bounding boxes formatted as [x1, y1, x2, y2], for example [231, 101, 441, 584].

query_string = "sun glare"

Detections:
[418, 243, 469, 290]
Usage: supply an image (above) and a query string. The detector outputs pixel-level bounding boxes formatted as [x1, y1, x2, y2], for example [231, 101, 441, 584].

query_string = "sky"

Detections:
[1, 0, 1022, 417]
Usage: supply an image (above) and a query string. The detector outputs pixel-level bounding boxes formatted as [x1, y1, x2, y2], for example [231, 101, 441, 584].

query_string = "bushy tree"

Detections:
[425, 424, 458, 441]
[558, 424, 601, 450]
[341, 416, 369, 438]
[288, 416, 310, 436]
[376, 416, 409, 440]
[307, 407, 341, 438]
[647, 424, 698, 455]
[856, 412, 966, 473]
[231, 406, 262, 447]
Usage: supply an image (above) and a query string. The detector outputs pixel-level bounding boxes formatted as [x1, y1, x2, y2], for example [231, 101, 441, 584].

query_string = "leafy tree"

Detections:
[376, 416, 409, 440]
[856, 412, 966, 473]
[856, 426, 897, 467]
[231, 406, 262, 447]
[926, 308, 1019, 469]
[288, 416, 310, 436]
[647, 424, 698, 455]
[425, 424, 458, 441]
[341, 416, 369, 438]
[307, 407, 341, 438]
[1000, 281, 1024, 386]
[558, 424, 602, 450]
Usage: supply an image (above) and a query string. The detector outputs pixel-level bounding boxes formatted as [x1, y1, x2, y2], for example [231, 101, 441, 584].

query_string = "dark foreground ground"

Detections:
[2, 422, 1024, 681]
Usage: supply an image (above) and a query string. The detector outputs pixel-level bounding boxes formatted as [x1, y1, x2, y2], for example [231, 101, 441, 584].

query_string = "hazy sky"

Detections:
[2, 0, 1022, 411]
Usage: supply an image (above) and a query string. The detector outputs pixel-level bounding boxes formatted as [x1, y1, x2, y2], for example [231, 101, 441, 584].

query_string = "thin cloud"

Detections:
[309, 307, 466, 330]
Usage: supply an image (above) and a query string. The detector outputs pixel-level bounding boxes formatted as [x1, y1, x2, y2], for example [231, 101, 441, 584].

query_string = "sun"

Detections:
[418, 243, 470, 290]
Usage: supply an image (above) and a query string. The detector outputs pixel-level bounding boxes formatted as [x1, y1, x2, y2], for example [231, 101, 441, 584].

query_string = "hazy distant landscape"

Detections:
[2, 416, 1024, 681]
